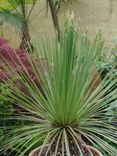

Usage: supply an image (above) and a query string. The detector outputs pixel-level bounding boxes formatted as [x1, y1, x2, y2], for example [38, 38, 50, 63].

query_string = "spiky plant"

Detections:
[0, 21, 117, 156]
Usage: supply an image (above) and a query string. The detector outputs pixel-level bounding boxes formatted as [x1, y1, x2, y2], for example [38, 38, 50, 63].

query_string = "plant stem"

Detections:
[48, 0, 60, 41]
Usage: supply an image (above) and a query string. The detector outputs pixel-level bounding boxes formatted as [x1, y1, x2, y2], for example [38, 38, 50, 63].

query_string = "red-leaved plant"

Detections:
[0, 37, 38, 84]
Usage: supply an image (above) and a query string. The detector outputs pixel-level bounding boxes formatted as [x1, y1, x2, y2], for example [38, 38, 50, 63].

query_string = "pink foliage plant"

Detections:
[0, 37, 38, 85]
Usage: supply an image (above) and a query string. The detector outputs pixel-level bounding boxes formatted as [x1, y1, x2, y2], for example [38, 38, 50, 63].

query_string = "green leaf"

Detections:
[0, 0, 37, 10]
[0, 9, 23, 29]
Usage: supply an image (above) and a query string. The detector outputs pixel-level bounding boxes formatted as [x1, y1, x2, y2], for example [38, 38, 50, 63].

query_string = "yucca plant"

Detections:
[0, 21, 117, 156]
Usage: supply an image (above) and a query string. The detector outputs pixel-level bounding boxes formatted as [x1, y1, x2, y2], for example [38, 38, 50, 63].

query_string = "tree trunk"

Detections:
[20, 19, 32, 52]
[0, 21, 3, 27]
[48, 0, 60, 41]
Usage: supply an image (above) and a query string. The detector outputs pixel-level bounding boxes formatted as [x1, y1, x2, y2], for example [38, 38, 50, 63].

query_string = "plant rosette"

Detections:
[1, 21, 117, 156]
